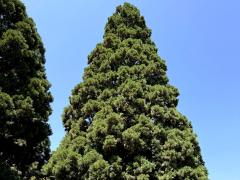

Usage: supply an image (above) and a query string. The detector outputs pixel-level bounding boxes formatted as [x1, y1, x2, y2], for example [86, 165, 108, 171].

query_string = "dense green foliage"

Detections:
[0, 0, 53, 178]
[44, 3, 208, 180]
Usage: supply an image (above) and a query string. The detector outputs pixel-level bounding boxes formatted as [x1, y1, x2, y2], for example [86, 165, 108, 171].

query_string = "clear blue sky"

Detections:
[22, 1, 240, 179]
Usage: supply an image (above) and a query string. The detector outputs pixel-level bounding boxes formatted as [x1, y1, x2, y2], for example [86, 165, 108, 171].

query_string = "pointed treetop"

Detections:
[104, 3, 151, 42]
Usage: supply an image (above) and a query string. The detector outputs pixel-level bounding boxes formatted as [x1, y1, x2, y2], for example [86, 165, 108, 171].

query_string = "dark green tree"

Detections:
[0, 0, 53, 179]
[44, 3, 208, 179]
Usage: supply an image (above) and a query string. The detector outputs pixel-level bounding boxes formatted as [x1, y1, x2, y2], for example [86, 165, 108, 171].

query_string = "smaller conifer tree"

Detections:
[0, 0, 53, 178]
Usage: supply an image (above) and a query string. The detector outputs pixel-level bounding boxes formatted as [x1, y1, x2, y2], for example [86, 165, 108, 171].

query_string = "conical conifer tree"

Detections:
[44, 3, 208, 179]
[0, 0, 53, 179]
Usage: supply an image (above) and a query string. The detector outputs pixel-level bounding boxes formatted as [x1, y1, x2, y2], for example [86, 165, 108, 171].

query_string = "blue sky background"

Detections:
[22, 1, 240, 179]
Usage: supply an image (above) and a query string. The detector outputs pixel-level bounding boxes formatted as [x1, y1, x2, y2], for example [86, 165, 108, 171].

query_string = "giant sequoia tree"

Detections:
[44, 3, 208, 179]
[0, 0, 53, 179]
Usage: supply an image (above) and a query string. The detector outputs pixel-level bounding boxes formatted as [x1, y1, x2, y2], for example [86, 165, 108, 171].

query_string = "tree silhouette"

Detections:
[44, 3, 208, 179]
[0, 0, 53, 178]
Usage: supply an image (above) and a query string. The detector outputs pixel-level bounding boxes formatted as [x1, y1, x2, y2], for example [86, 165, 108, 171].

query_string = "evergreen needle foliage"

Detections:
[44, 3, 208, 180]
[0, 0, 53, 179]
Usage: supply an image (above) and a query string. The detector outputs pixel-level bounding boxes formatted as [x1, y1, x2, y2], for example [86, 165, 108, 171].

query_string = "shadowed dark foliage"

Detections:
[0, 0, 53, 179]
